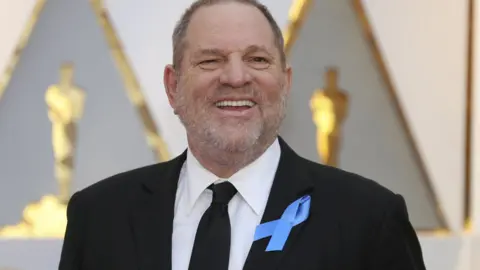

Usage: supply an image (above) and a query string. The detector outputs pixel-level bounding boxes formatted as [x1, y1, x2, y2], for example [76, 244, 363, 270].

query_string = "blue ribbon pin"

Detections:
[253, 195, 311, 251]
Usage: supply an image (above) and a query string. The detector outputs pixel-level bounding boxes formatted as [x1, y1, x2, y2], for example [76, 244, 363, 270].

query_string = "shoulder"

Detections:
[301, 157, 406, 217]
[90, 163, 154, 188]
[67, 160, 175, 211]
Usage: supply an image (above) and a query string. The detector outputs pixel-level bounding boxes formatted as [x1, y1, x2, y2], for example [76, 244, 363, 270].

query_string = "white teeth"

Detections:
[215, 100, 255, 107]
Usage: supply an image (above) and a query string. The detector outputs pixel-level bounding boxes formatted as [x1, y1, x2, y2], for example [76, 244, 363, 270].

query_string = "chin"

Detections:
[209, 129, 261, 153]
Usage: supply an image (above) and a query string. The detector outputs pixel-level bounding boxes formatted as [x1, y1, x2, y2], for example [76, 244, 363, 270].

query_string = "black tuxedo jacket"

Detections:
[58, 138, 426, 270]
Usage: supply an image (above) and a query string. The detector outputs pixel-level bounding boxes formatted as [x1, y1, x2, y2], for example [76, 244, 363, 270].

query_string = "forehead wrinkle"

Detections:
[186, 9, 275, 44]
[191, 44, 276, 58]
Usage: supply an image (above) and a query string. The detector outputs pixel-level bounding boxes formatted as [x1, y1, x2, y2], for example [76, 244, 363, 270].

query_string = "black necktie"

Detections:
[188, 181, 238, 270]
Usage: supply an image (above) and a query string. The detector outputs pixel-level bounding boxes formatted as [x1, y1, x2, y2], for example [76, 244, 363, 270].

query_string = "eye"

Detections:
[201, 59, 218, 64]
[251, 57, 268, 63]
[198, 59, 222, 70]
[247, 56, 270, 69]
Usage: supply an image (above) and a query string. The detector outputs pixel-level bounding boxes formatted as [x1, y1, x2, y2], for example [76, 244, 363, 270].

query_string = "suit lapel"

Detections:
[243, 137, 314, 270]
[129, 152, 187, 270]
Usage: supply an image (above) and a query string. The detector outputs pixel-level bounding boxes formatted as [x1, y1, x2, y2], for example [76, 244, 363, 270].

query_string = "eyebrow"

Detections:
[192, 48, 227, 58]
[244, 45, 274, 57]
[192, 45, 274, 58]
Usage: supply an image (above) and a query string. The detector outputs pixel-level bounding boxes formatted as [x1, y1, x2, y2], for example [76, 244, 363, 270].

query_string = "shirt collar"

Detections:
[184, 138, 281, 215]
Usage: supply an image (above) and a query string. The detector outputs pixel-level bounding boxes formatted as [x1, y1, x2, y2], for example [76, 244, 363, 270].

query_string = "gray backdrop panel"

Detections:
[0, 0, 156, 227]
[279, 0, 442, 229]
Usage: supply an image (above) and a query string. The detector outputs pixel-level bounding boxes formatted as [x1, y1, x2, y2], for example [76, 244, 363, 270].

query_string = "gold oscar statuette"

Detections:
[310, 67, 349, 167]
[0, 63, 85, 238]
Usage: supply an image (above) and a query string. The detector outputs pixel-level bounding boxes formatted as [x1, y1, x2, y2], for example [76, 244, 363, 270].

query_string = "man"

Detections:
[58, 0, 427, 269]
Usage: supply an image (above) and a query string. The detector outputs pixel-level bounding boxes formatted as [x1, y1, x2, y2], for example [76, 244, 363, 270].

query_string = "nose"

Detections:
[219, 56, 252, 88]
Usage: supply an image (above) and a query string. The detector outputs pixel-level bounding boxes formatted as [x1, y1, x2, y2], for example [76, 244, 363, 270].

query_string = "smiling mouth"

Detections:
[215, 100, 256, 111]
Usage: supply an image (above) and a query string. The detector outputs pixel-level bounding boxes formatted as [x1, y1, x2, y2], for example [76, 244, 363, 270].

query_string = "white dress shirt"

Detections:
[172, 138, 281, 270]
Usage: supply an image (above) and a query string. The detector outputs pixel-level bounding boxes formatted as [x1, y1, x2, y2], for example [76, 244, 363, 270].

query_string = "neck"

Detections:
[187, 135, 277, 178]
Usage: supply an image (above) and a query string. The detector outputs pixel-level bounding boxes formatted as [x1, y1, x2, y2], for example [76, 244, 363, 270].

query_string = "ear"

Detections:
[284, 64, 293, 95]
[163, 64, 179, 111]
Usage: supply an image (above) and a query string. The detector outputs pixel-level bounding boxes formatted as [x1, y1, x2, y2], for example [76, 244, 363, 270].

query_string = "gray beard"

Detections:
[174, 86, 288, 167]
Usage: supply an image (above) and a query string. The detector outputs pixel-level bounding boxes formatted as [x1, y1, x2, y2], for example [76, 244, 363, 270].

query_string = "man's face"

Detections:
[164, 3, 292, 152]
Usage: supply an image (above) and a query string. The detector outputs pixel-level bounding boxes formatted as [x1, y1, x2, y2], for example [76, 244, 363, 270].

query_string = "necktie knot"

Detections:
[189, 181, 236, 270]
[209, 182, 237, 205]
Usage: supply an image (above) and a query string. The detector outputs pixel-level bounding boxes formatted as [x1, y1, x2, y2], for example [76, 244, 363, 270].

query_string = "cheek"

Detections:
[183, 73, 218, 100]
[256, 75, 285, 103]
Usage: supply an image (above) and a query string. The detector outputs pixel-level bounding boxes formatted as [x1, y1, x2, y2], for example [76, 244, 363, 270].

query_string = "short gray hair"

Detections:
[172, 0, 286, 70]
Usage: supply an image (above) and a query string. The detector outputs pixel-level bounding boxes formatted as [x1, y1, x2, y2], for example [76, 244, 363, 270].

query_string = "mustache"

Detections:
[205, 86, 261, 101]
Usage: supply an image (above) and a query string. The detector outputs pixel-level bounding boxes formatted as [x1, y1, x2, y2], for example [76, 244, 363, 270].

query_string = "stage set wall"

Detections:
[0, 0, 478, 269]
